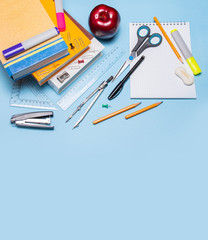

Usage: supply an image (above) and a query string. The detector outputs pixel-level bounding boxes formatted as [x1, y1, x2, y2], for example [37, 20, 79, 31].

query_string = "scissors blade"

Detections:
[113, 58, 132, 81]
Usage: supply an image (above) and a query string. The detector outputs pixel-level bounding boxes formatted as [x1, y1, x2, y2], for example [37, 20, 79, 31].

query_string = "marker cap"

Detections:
[2, 43, 24, 60]
[186, 57, 201, 75]
[56, 12, 66, 32]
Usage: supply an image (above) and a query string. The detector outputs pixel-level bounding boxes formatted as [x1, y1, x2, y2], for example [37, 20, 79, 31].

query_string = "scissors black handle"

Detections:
[132, 26, 151, 53]
[136, 33, 162, 57]
[131, 25, 163, 58]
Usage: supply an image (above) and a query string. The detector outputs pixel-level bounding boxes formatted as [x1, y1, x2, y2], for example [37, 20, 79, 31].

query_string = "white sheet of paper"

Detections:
[130, 22, 196, 99]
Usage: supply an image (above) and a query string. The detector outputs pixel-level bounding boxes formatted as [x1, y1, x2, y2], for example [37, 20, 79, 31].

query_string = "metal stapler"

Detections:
[10, 111, 54, 130]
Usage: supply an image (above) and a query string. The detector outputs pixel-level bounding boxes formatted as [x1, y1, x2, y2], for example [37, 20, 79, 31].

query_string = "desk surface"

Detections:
[0, 0, 208, 239]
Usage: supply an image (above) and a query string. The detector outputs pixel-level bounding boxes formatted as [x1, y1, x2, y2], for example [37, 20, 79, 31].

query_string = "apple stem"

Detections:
[99, 12, 108, 21]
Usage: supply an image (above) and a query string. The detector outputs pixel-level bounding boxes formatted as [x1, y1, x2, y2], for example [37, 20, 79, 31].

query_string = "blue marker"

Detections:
[3, 27, 59, 60]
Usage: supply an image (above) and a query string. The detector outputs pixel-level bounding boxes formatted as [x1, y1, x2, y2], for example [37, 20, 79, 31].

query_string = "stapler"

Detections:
[10, 111, 54, 130]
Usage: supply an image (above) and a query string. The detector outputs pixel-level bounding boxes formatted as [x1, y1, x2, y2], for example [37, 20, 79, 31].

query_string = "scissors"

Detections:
[113, 25, 162, 81]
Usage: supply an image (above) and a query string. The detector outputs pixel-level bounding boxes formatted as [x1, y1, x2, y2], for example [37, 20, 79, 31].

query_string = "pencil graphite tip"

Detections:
[72, 124, 78, 130]
[134, 102, 142, 107]
[179, 58, 184, 64]
[65, 115, 72, 123]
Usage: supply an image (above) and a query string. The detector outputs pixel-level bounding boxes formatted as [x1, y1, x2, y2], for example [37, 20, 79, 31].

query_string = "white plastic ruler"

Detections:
[57, 46, 125, 111]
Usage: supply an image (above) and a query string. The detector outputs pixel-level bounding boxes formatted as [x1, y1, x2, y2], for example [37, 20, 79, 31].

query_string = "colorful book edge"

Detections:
[4, 38, 68, 80]
[48, 38, 104, 93]
[32, 0, 91, 84]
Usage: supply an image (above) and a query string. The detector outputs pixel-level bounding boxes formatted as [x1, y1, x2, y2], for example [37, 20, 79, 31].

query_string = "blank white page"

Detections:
[130, 22, 196, 99]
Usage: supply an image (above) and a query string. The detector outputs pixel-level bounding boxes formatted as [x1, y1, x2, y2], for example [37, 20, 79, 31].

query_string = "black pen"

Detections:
[108, 55, 145, 100]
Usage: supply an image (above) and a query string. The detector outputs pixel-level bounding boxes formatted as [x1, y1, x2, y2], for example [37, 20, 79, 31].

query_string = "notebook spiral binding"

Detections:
[131, 22, 187, 26]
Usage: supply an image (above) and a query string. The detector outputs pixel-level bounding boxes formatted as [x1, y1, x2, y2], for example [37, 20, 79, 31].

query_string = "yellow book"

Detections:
[0, 0, 68, 80]
[32, 0, 91, 85]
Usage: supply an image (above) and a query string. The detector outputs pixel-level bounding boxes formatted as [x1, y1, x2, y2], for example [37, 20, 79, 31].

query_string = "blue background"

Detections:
[0, 0, 208, 239]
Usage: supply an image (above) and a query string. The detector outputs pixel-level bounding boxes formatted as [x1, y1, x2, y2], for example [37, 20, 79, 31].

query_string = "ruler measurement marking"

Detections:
[57, 46, 125, 111]
[10, 78, 57, 110]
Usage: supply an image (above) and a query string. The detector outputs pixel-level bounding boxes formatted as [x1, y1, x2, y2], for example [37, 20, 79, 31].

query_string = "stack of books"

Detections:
[0, 0, 104, 93]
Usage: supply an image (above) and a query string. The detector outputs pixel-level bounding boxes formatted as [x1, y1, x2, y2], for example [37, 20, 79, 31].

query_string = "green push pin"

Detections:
[102, 104, 111, 109]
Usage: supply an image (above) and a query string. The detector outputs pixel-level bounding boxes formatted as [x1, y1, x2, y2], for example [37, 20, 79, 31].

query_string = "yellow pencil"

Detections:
[153, 17, 183, 64]
[125, 101, 163, 119]
[93, 102, 141, 125]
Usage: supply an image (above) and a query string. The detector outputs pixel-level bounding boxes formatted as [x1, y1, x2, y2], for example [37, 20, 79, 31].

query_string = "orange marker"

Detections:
[125, 102, 163, 119]
[93, 102, 141, 125]
[153, 17, 183, 64]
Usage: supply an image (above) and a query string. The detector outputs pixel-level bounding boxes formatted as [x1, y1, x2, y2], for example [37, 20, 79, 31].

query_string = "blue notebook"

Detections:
[0, 0, 69, 81]
[3, 38, 68, 81]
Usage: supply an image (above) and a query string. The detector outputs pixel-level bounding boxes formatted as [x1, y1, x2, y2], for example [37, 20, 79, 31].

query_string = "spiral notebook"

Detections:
[130, 22, 196, 99]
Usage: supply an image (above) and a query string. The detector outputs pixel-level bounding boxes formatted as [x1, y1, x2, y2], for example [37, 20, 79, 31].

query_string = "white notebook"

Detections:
[130, 22, 196, 99]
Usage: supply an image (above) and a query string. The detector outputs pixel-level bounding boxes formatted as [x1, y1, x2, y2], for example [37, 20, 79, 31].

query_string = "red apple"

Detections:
[89, 4, 121, 39]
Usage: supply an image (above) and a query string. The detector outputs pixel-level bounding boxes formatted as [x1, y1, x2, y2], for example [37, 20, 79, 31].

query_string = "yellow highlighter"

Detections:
[171, 29, 201, 75]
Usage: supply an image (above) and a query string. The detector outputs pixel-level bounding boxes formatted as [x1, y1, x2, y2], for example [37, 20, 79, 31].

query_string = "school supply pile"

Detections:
[31, 0, 92, 86]
[129, 20, 199, 99]
[58, 46, 125, 111]
[2, 0, 202, 130]
[0, 0, 69, 81]
[46, 3, 104, 93]
[0, 0, 104, 88]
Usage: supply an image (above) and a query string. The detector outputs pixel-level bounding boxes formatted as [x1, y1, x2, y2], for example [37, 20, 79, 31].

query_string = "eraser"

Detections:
[175, 67, 194, 86]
